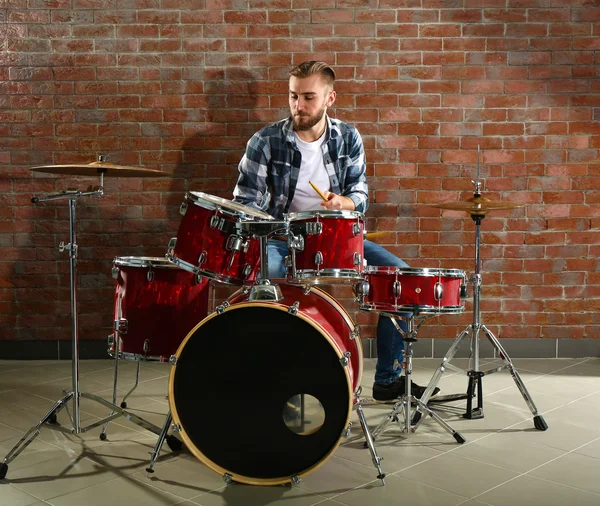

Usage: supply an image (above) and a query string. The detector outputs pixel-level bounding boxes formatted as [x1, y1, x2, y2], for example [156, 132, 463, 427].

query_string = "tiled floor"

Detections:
[1, 357, 599, 506]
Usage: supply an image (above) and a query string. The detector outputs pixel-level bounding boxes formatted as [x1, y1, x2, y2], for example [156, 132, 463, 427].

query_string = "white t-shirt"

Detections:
[288, 131, 331, 213]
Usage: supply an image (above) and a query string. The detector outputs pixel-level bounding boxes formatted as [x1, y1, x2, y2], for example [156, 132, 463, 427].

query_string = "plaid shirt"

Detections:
[233, 115, 368, 220]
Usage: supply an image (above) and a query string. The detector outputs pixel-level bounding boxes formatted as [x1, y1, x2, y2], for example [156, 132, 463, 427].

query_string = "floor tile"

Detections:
[573, 437, 600, 459]
[332, 473, 467, 506]
[528, 452, 600, 495]
[397, 452, 519, 498]
[294, 455, 383, 498]
[8, 452, 117, 501]
[0, 483, 44, 506]
[129, 454, 225, 499]
[477, 475, 600, 506]
[188, 482, 329, 506]
[0, 436, 69, 474]
[500, 418, 600, 452]
[47, 476, 184, 506]
[449, 432, 565, 472]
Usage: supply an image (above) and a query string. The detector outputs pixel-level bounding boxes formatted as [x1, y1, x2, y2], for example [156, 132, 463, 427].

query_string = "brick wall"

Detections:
[1, 0, 599, 353]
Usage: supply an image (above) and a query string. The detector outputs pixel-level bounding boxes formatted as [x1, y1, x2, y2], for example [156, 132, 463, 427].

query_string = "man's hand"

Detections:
[320, 191, 356, 211]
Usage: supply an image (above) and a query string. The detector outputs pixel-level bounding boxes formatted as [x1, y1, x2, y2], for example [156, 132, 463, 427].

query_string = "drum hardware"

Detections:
[0, 175, 170, 480]
[238, 219, 289, 301]
[287, 301, 300, 315]
[340, 352, 351, 367]
[420, 167, 548, 431]
[216, 301, 230, 314]
[370, 312, 466, 444]
[288, 233, 304, 251]
[354, 398, 386, 484]
[305, 221, 323, 235]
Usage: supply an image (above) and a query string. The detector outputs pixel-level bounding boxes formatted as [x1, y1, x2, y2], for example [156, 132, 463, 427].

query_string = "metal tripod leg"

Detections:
[146, 411, 172, 475]
[481, 325, 548, 430]
[372, 331, 465, 444]
[354, 401, 385, 484]
[120, 360, 141, 409]
[417, 327, 471, 407]
[1, 392, 73, 479]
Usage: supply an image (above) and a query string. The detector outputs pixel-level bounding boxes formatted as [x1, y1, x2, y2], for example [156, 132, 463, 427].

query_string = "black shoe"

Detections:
[373, 376, 441, 403]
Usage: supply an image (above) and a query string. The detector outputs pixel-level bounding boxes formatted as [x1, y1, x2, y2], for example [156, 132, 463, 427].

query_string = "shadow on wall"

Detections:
[167, 67, 267, 210]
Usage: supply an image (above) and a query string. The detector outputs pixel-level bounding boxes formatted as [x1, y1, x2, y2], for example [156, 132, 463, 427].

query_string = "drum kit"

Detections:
[0, 155, 548, 487]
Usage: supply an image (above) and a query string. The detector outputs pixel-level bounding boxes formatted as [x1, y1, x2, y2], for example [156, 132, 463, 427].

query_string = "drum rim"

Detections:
[364, 266, 466, 277]
[360, 303, 465, 314]
[113, 256, 179, 269]
[286, 209, 364, 221]
[187, 190, 274, 221]
[168, 299, 353, 486]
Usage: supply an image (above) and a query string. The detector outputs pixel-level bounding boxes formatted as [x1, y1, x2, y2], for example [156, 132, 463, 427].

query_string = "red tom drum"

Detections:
[168, 283, 362, 485]
[167, 191, 272, 285]
[357, 266, 467, 315]
[286, 210, 365, 284]
[111, 256, 209, 361]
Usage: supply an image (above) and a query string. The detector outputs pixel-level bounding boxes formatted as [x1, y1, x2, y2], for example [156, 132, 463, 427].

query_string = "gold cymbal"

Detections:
[31, 161, 169, 178]
[430, 196, 523, 216]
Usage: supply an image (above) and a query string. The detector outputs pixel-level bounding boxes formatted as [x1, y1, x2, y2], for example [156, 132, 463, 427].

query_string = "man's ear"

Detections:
[326, 90, 336, 107]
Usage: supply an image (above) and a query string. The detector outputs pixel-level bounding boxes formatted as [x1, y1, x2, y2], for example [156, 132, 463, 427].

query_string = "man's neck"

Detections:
[294, 117, 327, 143]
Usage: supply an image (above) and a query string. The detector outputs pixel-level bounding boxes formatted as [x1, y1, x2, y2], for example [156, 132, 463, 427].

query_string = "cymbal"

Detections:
[31, 161, 169, 178]
[430, 196, 523, 216]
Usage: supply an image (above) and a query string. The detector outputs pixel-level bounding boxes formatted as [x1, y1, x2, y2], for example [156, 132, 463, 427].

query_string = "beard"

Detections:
[293, 105, 326, 131]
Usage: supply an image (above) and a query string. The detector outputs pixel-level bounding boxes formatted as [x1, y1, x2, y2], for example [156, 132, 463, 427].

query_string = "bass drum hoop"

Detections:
[168, 298, 354, 486]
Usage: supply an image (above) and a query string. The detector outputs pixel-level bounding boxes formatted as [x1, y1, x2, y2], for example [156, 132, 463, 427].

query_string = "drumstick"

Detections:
[309, 180, 328, 202]
[365, 231, 388, 241]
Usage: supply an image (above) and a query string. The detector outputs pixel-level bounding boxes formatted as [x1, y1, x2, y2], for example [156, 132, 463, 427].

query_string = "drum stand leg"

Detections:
[371, 316, 466, 445]
[120, 360, 141, 409]
[146, 411, 172, 476]
[354, 398, 386, 484]
[0, 190, 166, 481]
[415, 212, 548, 432]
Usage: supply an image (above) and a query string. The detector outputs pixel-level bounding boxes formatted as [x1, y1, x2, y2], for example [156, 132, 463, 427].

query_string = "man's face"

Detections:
[289, 74, 335, 132]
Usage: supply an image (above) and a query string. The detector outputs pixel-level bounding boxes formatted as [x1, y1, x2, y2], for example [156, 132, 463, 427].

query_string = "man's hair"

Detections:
[289, 61, 336, 88]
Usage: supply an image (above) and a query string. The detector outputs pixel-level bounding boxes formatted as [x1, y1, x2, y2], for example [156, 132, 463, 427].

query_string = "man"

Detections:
[233, 61, 438, 402]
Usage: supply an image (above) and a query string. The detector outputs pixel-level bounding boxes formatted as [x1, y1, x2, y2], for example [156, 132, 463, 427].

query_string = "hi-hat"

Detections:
[31, 161, 169, 178]
[430, 196, 523, 216]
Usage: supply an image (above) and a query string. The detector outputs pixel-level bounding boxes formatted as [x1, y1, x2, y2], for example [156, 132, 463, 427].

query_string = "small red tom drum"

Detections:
[357, 266, 467, 315]
[111, 256, 209, 361]
[168, 283, 362, 485]
[286, 210, 365, 284]
[167, 191, 272, 285]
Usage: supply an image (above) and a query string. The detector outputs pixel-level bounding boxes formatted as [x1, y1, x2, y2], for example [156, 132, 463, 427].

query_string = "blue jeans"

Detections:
[267, 239, 408, 386]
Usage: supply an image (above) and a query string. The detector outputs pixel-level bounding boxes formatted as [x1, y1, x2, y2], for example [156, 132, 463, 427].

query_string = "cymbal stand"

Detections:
[0, 181, 165, 480]
[371, 312, 465, 443]
[415, 182, 548, 431]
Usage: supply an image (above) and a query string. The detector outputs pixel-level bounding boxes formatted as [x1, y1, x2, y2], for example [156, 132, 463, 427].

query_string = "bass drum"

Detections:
[168, 283, 362, 485]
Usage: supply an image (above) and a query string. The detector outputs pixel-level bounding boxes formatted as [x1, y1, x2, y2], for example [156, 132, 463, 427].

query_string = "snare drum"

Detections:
[357, 266, 466, 315]
[286, 210, 365, 284]
[110, 256, 209, 361]
[168, 283, 362, 485]
[167, 191, 272, 285]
